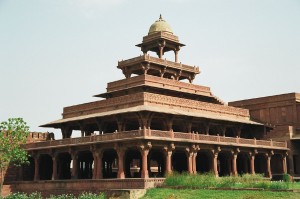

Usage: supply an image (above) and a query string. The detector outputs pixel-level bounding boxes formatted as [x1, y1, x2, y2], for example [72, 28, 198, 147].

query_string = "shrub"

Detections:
[283, 173, 291, 182]
[3, 192, 42, 199]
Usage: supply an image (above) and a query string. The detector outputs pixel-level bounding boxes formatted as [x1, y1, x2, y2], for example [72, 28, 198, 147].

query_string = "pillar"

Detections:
[117, 149, 125, 179]
[92, 152, 97, 179]
[71, 152, 78, 179]
[96, 151, 103, 179]
[187, 151, 193, 174]
[52, 155, 58, 180]
[232, 153, 238, 176]
[34, 155, 40, 181]
[159, 46, 164, 58]
[174, 50, 178, 63]
[211, 150, 219, 177]
[141, 148, 149, 178]
[192, 152, 198, 174]
[164, 144, 175, 175]
[282, 154, 287, 174]
[250, 154, 255, 174]
[266, 153, 272, 178]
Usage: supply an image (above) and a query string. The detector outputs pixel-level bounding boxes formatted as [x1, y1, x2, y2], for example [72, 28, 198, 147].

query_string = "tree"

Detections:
[0, 118, 29, 196]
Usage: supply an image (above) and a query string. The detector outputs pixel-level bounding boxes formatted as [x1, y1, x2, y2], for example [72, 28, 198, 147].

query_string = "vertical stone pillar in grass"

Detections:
[140, 142, 152, 178]
[282, 152, 288, 174]
[186, 145, 199, 174]
[33, 153, 40, 181]
[192, 146, 200, 174]
[186, 148, 193, 174]
[211, 147, 221, 177]
[163, 143, 175, 176]
[249, 150, 257, 175]
[231, 148, 240, 176]
[265, 151, 273, 178]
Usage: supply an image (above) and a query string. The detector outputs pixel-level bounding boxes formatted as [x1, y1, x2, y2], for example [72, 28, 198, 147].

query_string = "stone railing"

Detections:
[107, 74, 211, 95]
[118, 54, 200, 73]
[24, 129, 287, 150]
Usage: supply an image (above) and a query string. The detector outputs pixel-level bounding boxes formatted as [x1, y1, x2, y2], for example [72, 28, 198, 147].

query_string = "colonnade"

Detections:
[23, 143, 287, 181]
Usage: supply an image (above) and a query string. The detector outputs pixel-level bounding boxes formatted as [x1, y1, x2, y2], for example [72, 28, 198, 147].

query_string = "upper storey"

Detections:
[118, 15, 200, 83]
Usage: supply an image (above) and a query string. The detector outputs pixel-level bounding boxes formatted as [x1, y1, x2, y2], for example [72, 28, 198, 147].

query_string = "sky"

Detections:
[0, 0, 299, 138]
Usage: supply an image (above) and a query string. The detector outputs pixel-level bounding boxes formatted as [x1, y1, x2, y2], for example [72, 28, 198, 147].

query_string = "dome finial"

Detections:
[148, 14, 173, 35]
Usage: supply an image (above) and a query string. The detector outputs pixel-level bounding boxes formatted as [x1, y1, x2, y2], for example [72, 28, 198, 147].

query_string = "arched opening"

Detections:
[271, 154, 283, 174]
[217, 152, 231, 176]
[102, 149, 118, 178]
[255, 154, 267, 176]
[125, 149, 141, 178]
[57, 152, 72, 180]
[237, 153, 250, 175]
[78, 151, 94, 179]
[148, 149, 165, 177]
[172, 151, 187, 173]
[196, 151, 212, 173]
[39, 154, 53, 180]
[22, 156, 34, 181]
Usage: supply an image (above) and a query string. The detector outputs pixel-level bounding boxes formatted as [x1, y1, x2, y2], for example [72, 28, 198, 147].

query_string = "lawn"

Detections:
[142, 188, 300, 199]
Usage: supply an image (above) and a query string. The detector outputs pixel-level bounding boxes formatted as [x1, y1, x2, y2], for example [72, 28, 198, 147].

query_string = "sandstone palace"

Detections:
[3, 16, 299, 196]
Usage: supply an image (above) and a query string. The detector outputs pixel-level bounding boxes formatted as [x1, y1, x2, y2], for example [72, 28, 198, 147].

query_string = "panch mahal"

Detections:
[3, 16, 291, 195]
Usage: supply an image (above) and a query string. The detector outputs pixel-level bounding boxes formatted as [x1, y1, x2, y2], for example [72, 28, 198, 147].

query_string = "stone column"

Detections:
[52, 155, 58, 180]
[266, 152, 273, 178]
[232, 152, 238, 176]
[211, 149, 220, 177]
[282, 153, 287, 174]
[192, 151, 198, 174]
[71, 152, 78, 179]
[141, 148, 149, 178]
[250, 154, 255, 174]
[187, 150, 193, 174]
[96, 151, 103, 179]
[164, 144, 175, 176]
[174, 50, 178, 63]
[117, 148, 125, 179]
[92, 152, 97, 179]
[34, 155, 40, 181]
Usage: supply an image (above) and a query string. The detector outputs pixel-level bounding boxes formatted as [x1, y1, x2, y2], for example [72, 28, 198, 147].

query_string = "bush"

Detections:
[164, 173, 292, 190]
[3, 192, 42, 199]
[283, 173, 291, 182]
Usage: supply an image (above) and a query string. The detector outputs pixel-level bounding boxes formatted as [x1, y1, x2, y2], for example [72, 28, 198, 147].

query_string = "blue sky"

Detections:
[0, 0, 299, 138]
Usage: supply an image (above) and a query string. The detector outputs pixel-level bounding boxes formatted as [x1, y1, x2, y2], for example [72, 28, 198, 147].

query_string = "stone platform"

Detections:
[4, 178, 164, 198]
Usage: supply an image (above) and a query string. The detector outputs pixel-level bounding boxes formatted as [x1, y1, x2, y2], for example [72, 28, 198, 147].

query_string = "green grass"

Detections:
[142, 188, 300, 199]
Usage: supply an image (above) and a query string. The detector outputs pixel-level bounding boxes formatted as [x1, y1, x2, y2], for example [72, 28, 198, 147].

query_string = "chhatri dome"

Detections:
[148, 14, 173, 35]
